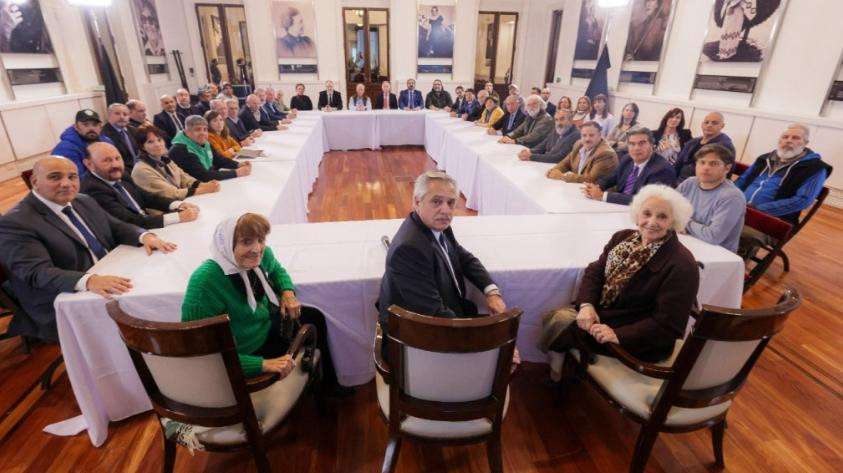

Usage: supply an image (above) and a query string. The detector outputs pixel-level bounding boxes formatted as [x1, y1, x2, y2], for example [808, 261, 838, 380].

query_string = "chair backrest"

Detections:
[385, 305, 522, 425]
[790, 186, 829, 237]
[743, 207, 793, 291]
[106, 301, 257, 427]
[650, 288, 800, 416]
[731, 161, 750, 177]
[21, 170, 33, 190]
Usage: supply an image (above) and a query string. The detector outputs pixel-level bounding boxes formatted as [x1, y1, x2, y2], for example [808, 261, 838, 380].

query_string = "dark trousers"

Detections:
[252, 306, 342, 387]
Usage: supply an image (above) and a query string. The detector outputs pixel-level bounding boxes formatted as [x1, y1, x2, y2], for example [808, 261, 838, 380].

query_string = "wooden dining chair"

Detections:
[561, 288, 801, 473]
[106, 301, 320, 473]
[373, 305, 523, 473]
[743, 207, 793, 292]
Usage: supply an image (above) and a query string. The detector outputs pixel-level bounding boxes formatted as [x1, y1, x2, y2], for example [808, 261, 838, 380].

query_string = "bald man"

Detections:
[0, 157, 176, 341]
[673, 111, 735, 183]
[175, 88, 198, 123]
[81, 142, 199, 229]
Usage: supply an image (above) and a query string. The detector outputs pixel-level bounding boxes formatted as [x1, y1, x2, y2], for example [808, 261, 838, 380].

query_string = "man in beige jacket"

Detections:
[546, 121, 618, 183]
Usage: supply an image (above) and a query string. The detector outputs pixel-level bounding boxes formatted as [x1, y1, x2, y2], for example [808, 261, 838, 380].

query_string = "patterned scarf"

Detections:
[600, 231, 668, 307]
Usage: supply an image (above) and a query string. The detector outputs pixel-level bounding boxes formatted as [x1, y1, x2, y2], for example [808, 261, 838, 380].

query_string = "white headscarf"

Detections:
[210, 215, 279, 311]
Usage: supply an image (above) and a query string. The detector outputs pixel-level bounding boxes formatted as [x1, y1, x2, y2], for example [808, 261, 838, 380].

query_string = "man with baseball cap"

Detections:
[52, 109, 114, 177]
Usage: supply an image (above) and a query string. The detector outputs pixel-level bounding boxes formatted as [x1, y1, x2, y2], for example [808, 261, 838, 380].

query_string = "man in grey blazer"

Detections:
[377, 171, 507, 357]
[499, 94, 554, 148]
[517, 109, 580, 163]
[0, 156, 176, 341]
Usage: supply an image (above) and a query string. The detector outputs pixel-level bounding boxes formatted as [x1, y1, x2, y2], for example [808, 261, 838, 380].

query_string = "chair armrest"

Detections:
[606, 343, 675, 380]
[246, 372, 280, 392]
[373, 331, 391, 382]
[287, 323, 316, 358]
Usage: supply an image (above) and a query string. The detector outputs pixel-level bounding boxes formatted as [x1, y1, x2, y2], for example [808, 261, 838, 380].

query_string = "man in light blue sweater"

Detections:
[676, 143, 746, 252]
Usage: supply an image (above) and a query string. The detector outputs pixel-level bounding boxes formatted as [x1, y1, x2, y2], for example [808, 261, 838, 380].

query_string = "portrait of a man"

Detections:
[574, 0, 605, 61]
[624, 0, 672, 62]
[273, 1, 317, 59]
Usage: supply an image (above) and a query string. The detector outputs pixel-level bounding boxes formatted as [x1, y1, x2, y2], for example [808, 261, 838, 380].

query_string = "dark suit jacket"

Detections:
[317, 90, 343, 110]
[529, 125, 581, 163]
[546, 102, 557, 117]
[176, 104, 197, 124]
[80, 174, 176, 229]
[598, 153, 677, 205]
[100, 123, 139, 173]
[492, 108, 527, 135]
[673, 133, 735, 182]
[373, 92, 398, 110]
[398, 89, 424, 109]
[577, 229, 699, 361]
[378, 212, 495, 339]
[262, 102, 286, 121]
[169, 143, 239, 182]
[153, 111, 181, 146]
[290, 95, 313, 111]
[239, 107, 278, 132]
[0, 193, 144, 341]
[226, 117, 250, 142]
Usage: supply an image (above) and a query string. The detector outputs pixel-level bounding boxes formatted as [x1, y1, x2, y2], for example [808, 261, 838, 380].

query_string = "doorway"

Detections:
[545, 10, 563, 85]
[342, 8, 390, 101]
[195, 4, 253, 86]
[474, 12, 518, 97]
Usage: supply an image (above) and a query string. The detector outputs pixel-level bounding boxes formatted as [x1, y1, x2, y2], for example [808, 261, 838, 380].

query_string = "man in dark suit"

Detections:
[451, 85, 466, 114]
[398, 78, 424, 110]
[317, 80, 343, 111]
[518, 109, 580, 163]
[0, 156, 176, 341]
[81, 142, 200, 229]
[584, 127, 677, 205]
[378, 171, 507, 352]
[152, 95, 183, 147]
[175, 88, 198, 123]
[225, 98, 261, 144]
[193, 87, 211, 116]
[542, 87, 556, 117]
[126, 99, 149, 130]
[373, 80, 398, 110]
[488, 95, 526, 136]
[100, 103, 140, 174]
[263, 88, 292, 121]
[240, 94, 283, 132]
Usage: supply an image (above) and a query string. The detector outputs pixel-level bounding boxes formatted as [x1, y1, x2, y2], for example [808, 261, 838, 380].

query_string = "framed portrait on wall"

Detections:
[417, 4, 455, 59]
[132, 0, 165, 56]
[624, 0, 673, 62]
[574, 0, 606, 61]
[699, 0, 784, 64]
[0, 0, 53, 54]
[272, 0, 317, 59]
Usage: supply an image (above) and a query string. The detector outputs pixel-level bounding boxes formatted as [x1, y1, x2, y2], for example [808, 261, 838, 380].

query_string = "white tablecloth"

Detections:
[50, 110, 744, 447]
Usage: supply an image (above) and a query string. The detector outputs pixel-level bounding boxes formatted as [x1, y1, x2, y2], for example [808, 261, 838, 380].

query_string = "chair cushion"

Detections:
[572, 342, 731, 427]
[160, 352, 311, 450]
[375, 371, 509, 439]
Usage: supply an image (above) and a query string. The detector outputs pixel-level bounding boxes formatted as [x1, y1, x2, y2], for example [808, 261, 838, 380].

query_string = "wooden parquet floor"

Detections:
[0, 147, 840, 472]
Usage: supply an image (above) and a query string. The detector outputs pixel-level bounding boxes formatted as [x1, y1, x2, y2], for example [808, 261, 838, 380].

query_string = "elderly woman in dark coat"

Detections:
[539, 184, 700, 380]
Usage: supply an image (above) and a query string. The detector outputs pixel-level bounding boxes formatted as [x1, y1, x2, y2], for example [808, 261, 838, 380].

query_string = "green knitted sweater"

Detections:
[181, 247, 295, 377]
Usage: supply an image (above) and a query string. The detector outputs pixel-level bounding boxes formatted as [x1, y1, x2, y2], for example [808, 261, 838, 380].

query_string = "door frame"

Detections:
[476, 11, 519, 96]
[341, 7, 391, 100]
[195, 3, 243, 84]
[544, 10, 563, 86]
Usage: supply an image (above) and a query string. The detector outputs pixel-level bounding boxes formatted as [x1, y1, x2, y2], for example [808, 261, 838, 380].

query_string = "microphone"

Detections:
[381, 235, 391, 250]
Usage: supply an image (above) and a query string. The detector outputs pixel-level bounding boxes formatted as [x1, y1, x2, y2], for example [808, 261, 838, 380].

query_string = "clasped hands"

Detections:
[576, 304, 618, 344]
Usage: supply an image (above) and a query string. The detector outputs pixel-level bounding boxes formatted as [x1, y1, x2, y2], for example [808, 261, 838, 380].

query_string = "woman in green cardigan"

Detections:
[182, 213, 347, 393]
